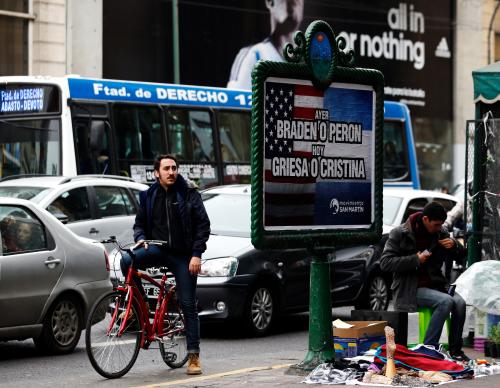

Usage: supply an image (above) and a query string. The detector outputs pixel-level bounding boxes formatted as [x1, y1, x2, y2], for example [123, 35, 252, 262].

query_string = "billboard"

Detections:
[104, 0, 452, 121]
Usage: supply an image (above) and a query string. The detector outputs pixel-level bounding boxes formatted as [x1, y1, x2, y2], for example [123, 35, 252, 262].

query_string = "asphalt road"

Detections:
[0, 310, 315, 388]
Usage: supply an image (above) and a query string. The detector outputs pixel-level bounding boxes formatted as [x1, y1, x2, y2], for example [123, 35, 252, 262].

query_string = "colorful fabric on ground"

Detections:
[374, 344, 473, 377]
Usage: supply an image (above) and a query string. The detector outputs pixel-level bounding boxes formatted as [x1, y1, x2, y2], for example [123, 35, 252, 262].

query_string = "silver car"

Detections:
[0, 175, 149, 248]
[0, 198, 112, 353]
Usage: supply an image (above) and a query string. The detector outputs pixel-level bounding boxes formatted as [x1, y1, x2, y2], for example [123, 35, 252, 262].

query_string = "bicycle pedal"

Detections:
[163, 352, 177, 363]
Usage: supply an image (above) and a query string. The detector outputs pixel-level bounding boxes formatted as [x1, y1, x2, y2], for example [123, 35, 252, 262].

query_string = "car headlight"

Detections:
[200, 257, 238, 277]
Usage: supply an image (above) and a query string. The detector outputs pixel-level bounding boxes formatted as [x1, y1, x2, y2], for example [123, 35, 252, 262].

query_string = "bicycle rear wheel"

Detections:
[85, 291, 141, 378]
[159, 297, 189, 368]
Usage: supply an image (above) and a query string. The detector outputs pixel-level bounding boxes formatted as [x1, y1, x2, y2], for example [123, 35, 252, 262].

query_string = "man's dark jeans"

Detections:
[120, 245, 200, 353]
[416, 287, 466, 353]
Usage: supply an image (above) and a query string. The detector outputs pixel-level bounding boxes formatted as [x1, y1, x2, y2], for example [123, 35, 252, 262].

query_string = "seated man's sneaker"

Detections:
[449, 350, 470, 362]
[187, 353, 202, 375]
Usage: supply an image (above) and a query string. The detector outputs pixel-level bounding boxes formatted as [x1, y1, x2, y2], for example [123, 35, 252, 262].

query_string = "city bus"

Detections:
[0, 76, 420, 189]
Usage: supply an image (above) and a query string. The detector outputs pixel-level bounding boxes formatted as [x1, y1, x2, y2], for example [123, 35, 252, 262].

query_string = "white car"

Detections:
[0, 175, 149, 246]
[382, 187, 458, 235]
[0, 197, 112, 353]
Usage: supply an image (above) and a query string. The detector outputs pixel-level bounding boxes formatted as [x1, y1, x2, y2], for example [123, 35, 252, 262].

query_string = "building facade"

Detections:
[0, 0, 498, 189]
[0, 0, 102, 77]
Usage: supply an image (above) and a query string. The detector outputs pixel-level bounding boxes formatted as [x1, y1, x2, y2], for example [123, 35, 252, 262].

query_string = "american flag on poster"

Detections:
[263, 78, 375, 229]
[264, 82, 319, 226]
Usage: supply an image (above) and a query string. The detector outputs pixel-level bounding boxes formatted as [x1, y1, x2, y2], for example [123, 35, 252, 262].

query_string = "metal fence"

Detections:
[466, 116, 500, 264]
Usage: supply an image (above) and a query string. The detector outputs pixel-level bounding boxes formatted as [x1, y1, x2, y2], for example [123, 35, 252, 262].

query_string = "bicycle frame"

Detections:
[113, 252, 183, 348]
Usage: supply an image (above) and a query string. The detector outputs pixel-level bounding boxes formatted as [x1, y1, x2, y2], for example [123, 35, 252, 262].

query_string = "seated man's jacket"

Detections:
[380, 213, 460, 312]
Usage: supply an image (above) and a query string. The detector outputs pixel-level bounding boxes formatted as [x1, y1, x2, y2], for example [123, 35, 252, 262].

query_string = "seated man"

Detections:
[380, 202, 469, 361]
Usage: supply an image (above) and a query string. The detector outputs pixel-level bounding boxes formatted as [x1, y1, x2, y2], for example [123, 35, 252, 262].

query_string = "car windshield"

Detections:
[202, 193, 250, 237]
[383, 195, 403, 225]
[0, 186, 49, 200]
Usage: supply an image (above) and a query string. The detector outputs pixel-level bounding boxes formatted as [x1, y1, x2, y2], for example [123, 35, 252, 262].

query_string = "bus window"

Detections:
[114, 105, 162, 160]
[383, 120, 409, 181]
[0, 119, 60, 178]
[166, 109, 218, 187]
[113, 105, 163, 176]
[217, 111, 250, 163]
[217, 111, 251, 184]
[166, 109, 215, 162]
[74, 119, 111, 175]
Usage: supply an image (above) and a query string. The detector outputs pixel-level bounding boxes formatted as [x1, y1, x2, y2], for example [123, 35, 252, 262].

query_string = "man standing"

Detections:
[227, 0, 304, 89]
[120, 154, 210, 375]
[380, 202, 469, 361]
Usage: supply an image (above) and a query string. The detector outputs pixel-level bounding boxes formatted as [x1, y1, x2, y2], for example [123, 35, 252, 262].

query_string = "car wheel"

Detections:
[355, 275, 389, 311]
[34, 296, 82, 354]
[244, 284, 276, 337]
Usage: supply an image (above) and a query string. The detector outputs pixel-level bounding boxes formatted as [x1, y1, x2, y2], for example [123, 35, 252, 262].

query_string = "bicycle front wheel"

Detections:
[159, 297, 189, 368]
[85, 291, 142, 378]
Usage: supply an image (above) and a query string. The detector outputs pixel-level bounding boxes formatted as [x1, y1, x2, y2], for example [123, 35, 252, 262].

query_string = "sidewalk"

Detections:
[165, 347, 500, 388]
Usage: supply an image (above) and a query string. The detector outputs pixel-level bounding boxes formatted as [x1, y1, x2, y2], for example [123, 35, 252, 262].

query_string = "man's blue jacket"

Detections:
[133, 175, 210, 258]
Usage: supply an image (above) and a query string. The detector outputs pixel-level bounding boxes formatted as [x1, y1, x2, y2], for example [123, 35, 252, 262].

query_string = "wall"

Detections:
[32, 0, 66, 75]
[453, 0, 497, 186]
[66, 0, 102, 77]
[30, 0, 102, 77]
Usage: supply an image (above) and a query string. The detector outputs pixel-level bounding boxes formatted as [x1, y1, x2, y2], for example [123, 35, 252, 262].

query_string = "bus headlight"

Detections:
[200, 257, 238, 277]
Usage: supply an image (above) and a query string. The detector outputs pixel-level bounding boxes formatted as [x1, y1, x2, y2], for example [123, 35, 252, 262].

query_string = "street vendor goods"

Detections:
[375, 344, 474, 377]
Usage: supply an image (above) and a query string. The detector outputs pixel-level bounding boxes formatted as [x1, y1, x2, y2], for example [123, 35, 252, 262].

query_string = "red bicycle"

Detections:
[85, 237, 188, 378]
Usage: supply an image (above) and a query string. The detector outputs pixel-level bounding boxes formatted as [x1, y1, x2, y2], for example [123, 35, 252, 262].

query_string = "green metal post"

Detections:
[288, 254, 334, 374]
[172, 0, 180, 83]
[468, 107, 487, 266]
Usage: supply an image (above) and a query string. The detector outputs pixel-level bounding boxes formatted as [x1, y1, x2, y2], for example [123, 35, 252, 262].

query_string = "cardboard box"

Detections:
[333, 320, 387, 357]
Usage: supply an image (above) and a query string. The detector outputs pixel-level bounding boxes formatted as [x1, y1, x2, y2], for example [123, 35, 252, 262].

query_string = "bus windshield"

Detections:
[0, 119, 61, 178]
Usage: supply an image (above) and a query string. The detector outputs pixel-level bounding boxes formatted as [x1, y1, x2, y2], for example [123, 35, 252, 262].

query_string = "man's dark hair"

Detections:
[422, 201, 447, 222]
[154, 154, 178, 171]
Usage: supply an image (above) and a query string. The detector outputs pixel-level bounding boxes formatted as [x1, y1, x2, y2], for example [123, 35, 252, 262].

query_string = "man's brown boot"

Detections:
[186, 353, 202, 375]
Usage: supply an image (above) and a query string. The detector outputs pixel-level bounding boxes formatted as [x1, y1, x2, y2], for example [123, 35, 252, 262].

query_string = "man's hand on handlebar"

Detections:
[133, 240, 149, 250]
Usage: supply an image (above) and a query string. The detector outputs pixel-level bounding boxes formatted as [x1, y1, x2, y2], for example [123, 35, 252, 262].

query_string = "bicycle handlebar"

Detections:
[99, 236, 169, 252]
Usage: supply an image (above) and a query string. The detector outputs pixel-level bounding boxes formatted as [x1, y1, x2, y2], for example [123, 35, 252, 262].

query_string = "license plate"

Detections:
[144, 285, 159, 297]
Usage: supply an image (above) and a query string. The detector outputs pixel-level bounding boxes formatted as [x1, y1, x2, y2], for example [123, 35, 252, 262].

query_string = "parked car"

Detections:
[382, 188, 458, 235]
[109, 185, 458, 336]
[0, 198, 112, 353]
[0, 175, 149, 248]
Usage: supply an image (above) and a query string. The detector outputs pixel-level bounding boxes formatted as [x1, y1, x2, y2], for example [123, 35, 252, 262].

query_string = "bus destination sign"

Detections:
[0, 84, 60, 116]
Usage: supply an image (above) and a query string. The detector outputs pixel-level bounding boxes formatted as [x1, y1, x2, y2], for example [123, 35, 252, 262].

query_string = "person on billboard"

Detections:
[120, 154, 211, 375]
[227, 0, 304, 90]
[380, 201, 470, 362]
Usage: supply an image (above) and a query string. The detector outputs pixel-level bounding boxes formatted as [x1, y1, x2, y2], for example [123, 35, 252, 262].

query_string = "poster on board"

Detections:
[263, 78, 375, 230]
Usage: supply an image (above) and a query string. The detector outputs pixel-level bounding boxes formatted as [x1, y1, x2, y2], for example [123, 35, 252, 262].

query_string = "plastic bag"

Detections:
[455, 260, 500, 315]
